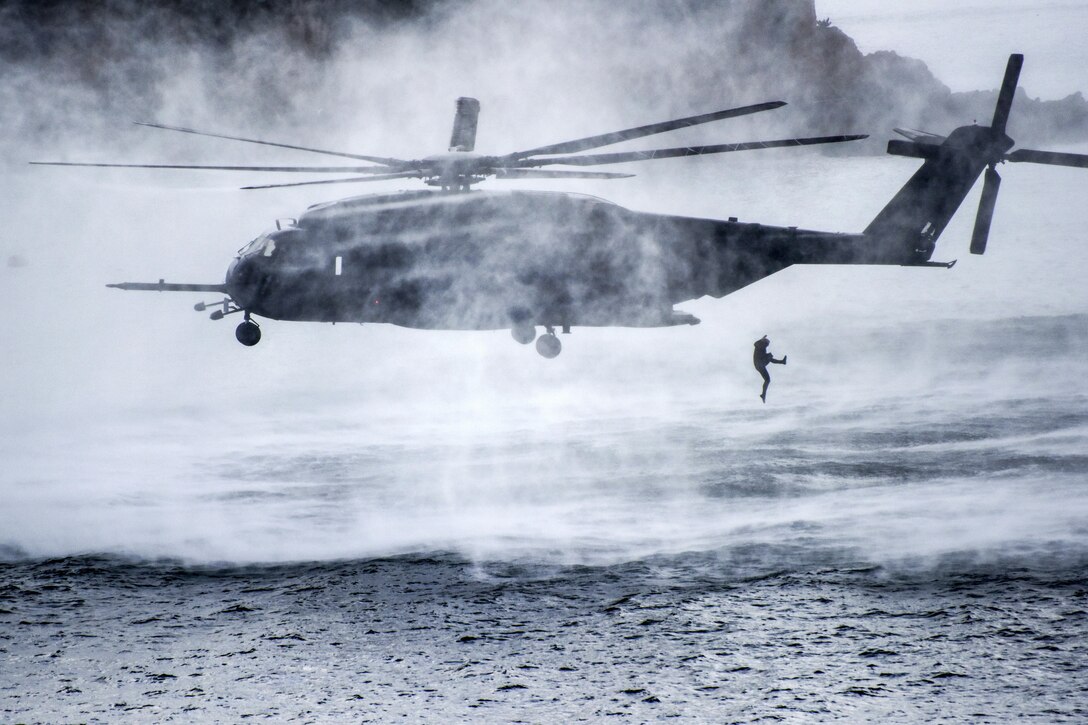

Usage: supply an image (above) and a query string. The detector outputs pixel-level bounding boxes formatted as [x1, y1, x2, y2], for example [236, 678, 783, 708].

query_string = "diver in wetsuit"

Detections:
[753, 336, 787, 403]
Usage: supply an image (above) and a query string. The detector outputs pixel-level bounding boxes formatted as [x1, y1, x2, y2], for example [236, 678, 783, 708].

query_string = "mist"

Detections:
[2, 0, 1087, 573]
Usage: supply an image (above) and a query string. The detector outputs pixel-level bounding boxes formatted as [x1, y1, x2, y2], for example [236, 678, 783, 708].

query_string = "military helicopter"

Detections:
[34, 54, 1088, 358]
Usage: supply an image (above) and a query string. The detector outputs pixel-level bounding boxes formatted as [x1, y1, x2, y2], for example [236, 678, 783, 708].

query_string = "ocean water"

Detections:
[3, 311, 1088, 722]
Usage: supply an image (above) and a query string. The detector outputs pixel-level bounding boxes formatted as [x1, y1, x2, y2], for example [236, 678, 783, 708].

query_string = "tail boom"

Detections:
[863, 124, 1013, 263]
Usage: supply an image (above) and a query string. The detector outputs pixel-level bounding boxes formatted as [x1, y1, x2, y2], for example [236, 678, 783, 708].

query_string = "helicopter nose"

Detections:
[226, 254, 262, 309]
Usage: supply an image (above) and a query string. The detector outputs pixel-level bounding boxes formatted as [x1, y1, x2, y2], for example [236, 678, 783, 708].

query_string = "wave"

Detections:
[2, 314, 1086, 569]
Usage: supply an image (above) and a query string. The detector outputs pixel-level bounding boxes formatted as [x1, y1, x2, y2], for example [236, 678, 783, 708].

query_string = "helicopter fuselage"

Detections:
[224, 188, 902, 333]
[82, 55, 1087, 356]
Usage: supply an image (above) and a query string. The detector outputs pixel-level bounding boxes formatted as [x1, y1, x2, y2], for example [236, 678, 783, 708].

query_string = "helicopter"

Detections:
[33, 54, 1088, 358]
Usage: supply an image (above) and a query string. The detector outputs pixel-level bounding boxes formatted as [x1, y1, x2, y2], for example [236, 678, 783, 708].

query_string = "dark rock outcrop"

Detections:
[2, 0, 1084, 156]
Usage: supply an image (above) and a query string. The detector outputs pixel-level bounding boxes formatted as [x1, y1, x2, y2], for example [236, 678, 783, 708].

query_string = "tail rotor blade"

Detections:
[1007, 147, 1088, 168]
[971, 167, 1002, 255]
[991, 54, 1023, 135]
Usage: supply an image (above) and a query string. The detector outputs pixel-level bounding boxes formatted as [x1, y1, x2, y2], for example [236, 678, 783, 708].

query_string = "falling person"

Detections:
[753, 335, 787, 403]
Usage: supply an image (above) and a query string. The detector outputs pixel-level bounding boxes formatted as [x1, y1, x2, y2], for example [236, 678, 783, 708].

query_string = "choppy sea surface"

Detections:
[3, 313, 1088, 722]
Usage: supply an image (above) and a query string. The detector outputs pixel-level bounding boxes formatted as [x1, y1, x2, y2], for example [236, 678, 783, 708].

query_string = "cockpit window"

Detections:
[237, 234, 277, 257]
[238, 235, 266, 256]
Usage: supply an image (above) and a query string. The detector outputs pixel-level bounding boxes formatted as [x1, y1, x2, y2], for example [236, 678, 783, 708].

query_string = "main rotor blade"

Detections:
[507, 101, 786, 159]
[493, 168, 634, 180]
[30, 161, 401, 173]
[513, 134, 867, 167]
[241, 171, 421, 190]
[971, 166, 1002, 255]
[991, 53, 1023, 136]
[135, 121, 408, 167]
[1006, 148, 1088, 168]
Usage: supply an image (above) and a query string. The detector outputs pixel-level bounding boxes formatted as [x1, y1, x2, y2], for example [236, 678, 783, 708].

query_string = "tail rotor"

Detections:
[869, 53, 1088, 261]
[968, 54, 1020, 255]
[968, 53, 1088, 254]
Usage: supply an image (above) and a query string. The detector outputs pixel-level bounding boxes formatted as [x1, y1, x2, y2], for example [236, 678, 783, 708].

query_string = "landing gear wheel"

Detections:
[511, 324, 536, 345]
[235, 320, 261, 346]
[535, 333, 561, 359]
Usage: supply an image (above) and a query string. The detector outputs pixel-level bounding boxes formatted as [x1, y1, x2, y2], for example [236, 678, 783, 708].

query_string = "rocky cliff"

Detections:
[721, 1, 1088, 148]
[2, 0, 1085, 156]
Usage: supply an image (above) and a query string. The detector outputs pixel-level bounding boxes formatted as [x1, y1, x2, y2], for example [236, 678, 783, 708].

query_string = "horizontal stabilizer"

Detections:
[108, 280, 227, 293]
[893, 127, 946, 144]
[886, 139, 941, 160]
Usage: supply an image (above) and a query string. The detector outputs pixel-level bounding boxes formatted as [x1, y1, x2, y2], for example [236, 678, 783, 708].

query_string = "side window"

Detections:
[263, 228, 307, 259]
